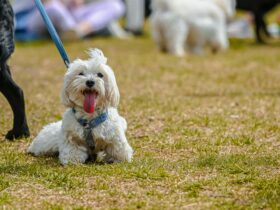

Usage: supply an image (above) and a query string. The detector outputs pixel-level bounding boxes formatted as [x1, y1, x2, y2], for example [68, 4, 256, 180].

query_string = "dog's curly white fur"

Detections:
[28, 49, 133, 165]
[150, 0, 236, 56]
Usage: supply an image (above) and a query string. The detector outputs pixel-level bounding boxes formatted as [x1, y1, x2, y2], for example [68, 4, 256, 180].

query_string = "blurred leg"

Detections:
[254, 13, 265, 43]
[125, 0, 145, 34]
[73, 0, 125, 35]
[27, 0, 76, 36]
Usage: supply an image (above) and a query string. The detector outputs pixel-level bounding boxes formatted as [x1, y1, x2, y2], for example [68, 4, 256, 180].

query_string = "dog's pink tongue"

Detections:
[83, 92, 97, 114]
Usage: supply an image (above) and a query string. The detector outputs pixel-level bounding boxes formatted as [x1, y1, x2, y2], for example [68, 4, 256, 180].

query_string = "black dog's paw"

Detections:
[256, 39, 266, 45]
[5, 127, 30, 140]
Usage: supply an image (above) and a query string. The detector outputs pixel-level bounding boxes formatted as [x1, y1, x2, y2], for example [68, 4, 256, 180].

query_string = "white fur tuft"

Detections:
[87, 48, 107, 65]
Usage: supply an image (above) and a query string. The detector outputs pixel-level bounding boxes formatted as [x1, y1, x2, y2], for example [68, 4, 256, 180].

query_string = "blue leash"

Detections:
[34, 0, 70, 68]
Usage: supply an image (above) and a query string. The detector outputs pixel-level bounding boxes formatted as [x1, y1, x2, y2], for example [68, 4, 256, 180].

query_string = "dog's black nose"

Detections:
[86, 80, 95, 88]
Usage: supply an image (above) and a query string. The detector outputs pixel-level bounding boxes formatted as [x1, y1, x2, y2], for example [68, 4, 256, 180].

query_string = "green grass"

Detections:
[1, 24, 280, 208]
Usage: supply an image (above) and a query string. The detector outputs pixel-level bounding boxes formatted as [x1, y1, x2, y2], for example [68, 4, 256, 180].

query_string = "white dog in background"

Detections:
[28, 49, 133, 165]
[150, 0, 236, 56]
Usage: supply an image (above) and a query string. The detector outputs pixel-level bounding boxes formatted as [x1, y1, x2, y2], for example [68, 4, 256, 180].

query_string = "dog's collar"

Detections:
[72, 108, 108, 129]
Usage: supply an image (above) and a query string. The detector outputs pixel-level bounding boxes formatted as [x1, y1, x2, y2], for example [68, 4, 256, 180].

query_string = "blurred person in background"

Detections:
[124, 0, 151, 36]
[13, 0, 127, 41]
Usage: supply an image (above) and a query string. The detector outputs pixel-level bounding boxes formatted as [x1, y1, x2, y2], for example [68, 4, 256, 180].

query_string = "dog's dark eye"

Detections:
[97, 72, 103, 78]
[79, 72, 84, 76]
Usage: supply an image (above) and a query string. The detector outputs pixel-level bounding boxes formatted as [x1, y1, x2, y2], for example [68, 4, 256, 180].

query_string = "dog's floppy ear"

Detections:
[61, 71, 74, 107]
[101, 64, 120, 108]
[61, 59, 85, 107]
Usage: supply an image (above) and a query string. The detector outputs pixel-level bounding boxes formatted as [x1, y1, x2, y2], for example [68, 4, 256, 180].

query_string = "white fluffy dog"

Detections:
[150, 0, 236, 56]
[28, 49, 133, 165]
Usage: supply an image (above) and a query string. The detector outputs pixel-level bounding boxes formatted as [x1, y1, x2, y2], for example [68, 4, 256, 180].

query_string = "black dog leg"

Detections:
[0, 64, 30, 140]
[254, 13, 266, 44]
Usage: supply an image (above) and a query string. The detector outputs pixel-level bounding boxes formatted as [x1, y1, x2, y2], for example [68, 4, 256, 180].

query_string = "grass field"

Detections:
[1, 29, 280, 209]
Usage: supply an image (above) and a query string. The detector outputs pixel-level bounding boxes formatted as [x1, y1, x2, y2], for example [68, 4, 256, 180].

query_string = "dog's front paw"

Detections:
[59, 149, 88, 166]
[5, 127, 30, 140]
[59, 156, 87, 166]
[105, 143, 133, 163]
